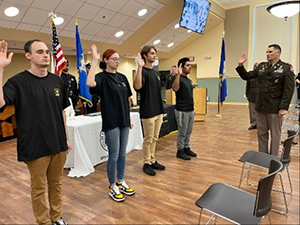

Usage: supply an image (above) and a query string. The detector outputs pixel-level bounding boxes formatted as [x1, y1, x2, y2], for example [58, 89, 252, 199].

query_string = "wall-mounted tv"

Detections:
[179, 0, 211, 34]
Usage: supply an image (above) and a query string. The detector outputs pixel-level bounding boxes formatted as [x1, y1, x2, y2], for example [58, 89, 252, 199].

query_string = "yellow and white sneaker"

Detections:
[109, 185, 125, 202]
[117, 180, 135, 196]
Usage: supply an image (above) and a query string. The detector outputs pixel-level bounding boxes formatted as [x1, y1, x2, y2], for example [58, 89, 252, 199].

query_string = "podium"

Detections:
[165, 88, 207, 121]
[166, 89, 176, 105]
[193, 88, 207, 121]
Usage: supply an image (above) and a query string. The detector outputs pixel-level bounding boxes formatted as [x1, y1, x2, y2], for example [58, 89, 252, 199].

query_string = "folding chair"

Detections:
[195, 160, 282, 224]
[238, 130, 297, 214]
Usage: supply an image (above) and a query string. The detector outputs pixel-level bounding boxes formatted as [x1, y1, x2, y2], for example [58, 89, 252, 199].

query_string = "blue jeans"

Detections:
[105, 126, 130, 185]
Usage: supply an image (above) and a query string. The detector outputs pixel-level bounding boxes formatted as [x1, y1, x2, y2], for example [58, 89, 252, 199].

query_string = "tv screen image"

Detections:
[179, 0, 211, 34]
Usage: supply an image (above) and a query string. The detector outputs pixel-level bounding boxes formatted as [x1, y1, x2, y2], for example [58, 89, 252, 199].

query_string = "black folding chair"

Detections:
[238, 130, 297, 214]
[195, 159, 283, 224]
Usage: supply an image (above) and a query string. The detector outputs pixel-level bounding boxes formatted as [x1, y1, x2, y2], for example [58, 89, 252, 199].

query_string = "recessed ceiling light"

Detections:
[115, 31, 124, 38]
[174, 23, 179, 29]
[138, 9, 147, 17]
[4, 7, 19, 17]
[167, 42, 174, 48]
[53, 16, 64, 25]
[187, 30, 192, 33]
[153, 39, 161, 45]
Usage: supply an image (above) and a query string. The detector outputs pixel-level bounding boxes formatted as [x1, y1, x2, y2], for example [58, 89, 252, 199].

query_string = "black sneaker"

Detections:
[151, 161, 165, 170]
[143, 164, 156, 176]
[184, 147, 197, 157]
[52, 218, 68, 225]
[177, 149, 191, 160]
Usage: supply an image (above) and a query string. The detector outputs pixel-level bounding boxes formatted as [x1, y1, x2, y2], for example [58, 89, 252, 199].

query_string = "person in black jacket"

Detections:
[61, 60, 78, 109]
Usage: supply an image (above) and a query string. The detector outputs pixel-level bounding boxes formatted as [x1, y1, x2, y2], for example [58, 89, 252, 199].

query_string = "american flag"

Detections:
[52, 20, 66, 75]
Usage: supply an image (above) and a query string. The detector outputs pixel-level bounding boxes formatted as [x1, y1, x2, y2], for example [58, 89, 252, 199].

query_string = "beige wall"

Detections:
[225, 6, 249, 77]
[160, 22, 225, 79]
[246, 1, 299, 72]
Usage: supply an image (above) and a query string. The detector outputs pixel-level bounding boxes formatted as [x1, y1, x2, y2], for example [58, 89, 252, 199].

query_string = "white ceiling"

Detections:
[0, 0, 227, 55]
[0, 0, 164, 45]
[146, 18, 194, 52]
[216, 0, 250, 7]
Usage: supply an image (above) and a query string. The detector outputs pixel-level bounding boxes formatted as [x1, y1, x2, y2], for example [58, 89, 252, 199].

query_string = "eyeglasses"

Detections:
[108, 57, 122, 63]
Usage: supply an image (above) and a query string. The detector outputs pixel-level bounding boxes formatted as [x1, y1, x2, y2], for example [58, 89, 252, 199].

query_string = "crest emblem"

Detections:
[99, 131, 108, 151]
[54, 88, 60, 97]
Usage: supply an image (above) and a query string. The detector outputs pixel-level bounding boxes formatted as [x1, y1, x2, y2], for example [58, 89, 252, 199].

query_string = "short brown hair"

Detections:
[24, 39, 42, 53]
[140, 45, 157, 61]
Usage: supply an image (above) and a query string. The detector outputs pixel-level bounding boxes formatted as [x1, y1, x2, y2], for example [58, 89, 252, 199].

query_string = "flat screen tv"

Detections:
[179, 0, 211, 34]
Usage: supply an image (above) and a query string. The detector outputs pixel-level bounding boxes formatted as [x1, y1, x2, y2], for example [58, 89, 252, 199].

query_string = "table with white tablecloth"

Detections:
[64, 112, 143, 177]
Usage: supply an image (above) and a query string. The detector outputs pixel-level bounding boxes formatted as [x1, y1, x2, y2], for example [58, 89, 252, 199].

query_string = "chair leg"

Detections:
[246, 165, 251, 185]
[268, 213, 272, 225]
[271, 173, 288, 215]
[214, 216, 218, 225]
[246, 165, 257, 187]
[286, 166, 293, 194]
[198, 208, 203, 225]
[272, 169, 292, 194]
[239, 163, 246, 188]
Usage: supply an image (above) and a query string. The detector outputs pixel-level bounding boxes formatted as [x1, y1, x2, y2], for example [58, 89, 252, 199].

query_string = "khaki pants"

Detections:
[141, 114, 163, 164]
[256, 112, 282, 156]
[26, 151, 67, 225]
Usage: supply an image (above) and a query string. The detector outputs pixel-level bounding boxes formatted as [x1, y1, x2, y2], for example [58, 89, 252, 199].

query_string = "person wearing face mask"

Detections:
[61, 60, 78, 109]
[236, 44, 295, 156]
[172, 58, 197, 160]
[86, 45, 135, 202]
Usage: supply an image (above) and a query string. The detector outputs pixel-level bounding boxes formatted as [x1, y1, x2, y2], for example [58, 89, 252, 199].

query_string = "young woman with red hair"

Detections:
[86, 45, 135, 202]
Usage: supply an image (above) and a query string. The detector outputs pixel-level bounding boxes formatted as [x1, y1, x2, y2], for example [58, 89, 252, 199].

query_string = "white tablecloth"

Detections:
[64, 112, 143, 177]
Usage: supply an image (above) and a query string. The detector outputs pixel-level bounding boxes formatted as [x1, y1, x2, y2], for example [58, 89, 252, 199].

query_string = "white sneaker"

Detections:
[117, 180, 135, 196]
[52, 218, 68, 225]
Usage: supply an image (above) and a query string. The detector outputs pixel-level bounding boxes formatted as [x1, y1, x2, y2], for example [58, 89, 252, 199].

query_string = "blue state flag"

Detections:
[75, 20, 92, 107]
[219, 38, 227, 103]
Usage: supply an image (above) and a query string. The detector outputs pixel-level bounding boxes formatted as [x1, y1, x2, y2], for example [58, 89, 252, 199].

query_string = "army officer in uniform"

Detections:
[61, 60, 78, 109]
[236, 44, 295, 156]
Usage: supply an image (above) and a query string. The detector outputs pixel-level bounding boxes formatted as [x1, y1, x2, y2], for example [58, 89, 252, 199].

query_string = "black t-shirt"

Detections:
[0, 70, 70, 161]
[135, 67, 164, 119]
[90, 71, 132, 132]
[175, 75, 194, 112]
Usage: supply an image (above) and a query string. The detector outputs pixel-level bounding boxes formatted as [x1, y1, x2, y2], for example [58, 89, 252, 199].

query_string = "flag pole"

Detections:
[215, 31, 225, 118]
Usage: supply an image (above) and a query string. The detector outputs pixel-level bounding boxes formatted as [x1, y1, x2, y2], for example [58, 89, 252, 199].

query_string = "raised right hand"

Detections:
[178, 63, 183, 75]
[91, 44, 100, 61]
[0, 41, 14, 68]
[238, 52, 247, 66]
[137, 53, 145, 68]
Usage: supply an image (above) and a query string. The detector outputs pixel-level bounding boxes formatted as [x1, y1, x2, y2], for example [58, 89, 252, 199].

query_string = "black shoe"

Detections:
[177, 149, 191, 160]
[151, 161, 166, 170]
[248, 125, 257, 130]
[143, 164, 156, 176]
[184, 147, 197, 157]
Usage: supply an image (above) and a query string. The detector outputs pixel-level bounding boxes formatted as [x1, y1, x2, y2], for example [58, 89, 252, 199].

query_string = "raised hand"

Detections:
[238, 52, 247, 66]
[91, 44, 100, 61]
[0, 40, 14, 68]
[137, 53, 145, 68]
[178, 63, 183, 75]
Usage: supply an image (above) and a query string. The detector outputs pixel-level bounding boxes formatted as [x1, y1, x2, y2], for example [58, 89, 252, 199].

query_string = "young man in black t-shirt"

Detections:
[134, 45, 165, 176]
[172, 57, 197, 160]
[0, 40, 71, 225]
